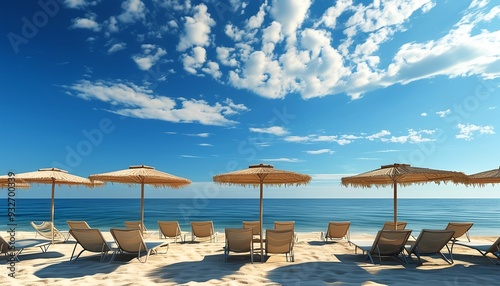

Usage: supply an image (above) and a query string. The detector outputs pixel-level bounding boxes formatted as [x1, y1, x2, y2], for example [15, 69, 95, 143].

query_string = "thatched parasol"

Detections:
[341, 163, 469, 229]
[468, 167, 500, 186]
[0, 168, 99, 244]
[213, 163, 311, 261]
[88, 165, 191, 229]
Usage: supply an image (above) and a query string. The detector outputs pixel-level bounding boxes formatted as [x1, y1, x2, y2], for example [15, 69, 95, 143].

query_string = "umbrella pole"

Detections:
[140, 183, 145, 232]
[393, 183, 398, 230]
[51, 180, 55, 245]
[259, 182, 264, 262]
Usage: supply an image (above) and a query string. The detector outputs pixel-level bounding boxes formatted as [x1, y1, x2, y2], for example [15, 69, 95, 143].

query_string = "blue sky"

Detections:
[1, 0, 499, 199]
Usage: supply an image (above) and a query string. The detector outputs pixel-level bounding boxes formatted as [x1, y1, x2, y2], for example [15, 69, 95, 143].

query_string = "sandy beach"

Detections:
[2, 231, 499, 285]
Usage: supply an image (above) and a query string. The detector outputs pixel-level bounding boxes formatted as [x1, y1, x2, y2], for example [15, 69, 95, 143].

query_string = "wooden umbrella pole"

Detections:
[51, 179, 55, 245]
[140, 182, 145, 232]
[393, 183, 398, 230]
[259, 182, 264, 262]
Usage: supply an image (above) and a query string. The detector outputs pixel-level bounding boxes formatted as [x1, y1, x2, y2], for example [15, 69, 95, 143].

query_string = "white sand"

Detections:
[2, 231, 499, 285]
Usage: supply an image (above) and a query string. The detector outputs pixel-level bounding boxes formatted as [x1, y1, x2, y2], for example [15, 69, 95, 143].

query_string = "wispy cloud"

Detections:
[132, 44, 167, 71]
[305, 149, 334, 155]
[456, 123, 495, 140]
[436, 109, 451, 118]
[108, 43, 126, 54]
[186, 133, 210, 137]
[118, 0, 146, 24]
[249, 126, 288, 136]
[71, 16, 101, 31]
[262, 158, 301, 163]
[65, 80, 248, 126]
[198, 143, 213, 147]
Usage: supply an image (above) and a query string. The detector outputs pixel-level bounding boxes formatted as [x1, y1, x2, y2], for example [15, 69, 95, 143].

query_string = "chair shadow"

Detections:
[34, 254, 120, 279]
[1, 250, 65, 263]
[149, 253, 252, 284]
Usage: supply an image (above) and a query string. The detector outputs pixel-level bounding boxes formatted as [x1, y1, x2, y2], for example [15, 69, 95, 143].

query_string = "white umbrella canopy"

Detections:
[213, 163, 312, 261]
[88, 165, 191, 228]
[0, 168, 99, 244]
[468, 167, 500, 186]
[341, 163, 469, 229]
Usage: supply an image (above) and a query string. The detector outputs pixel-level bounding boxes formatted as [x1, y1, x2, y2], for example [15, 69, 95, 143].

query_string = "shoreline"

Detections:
[3, 231, 499, 285]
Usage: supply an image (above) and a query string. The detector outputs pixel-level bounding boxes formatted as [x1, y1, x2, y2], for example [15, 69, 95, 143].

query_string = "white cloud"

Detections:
[270, 0, 311, 44]
[202, 61, 222, 79]
[65, 80, 249, 126]
[177, 4, 215, 51]
[436, 109, 451, 118]
[132, 44, 167, 70]
[118, 0, 146, 23]
[456, 123, 495, 140]
[187, 133, 210, 137]
[366, 130, 391, 141]
[106, 16, 119, 33]
[262, 158, 301, 163]
[283, 135, 312, 143]
[421, 112, 427, 116]
[381, 129, 435, 144]
[249, 126, 288, 136]
[305, 149, 334, 155]
[108, 43, 126, 54]
[71, 17, 101, 32]
[182, 46, 206, 74]
[199, 143, 213, 147]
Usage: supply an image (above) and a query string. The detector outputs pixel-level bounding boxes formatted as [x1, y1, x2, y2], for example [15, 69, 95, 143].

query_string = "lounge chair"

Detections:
[0, 236, 51, 261]
[190, 221, 218, 243]
[31, 221, 70, 242]
[124, 221, 155, 238]
[445, 222, 473, 242]
[158, 221, 186, 243]
[274, 221, 298, 242]
[405, 229, 455, 265]
[109, 228, 168, 263]
[322, 221, 350, 242]
[224, 228, 254, 263]
[68, 228, 117, 262]
[382, 221, 407, 230]
[67, 221, 91, 229]
[452, 237, 500, 264]
[242, 221, 261, 238]
[350, 229, 412, 264]
[265, 229, 295, 262]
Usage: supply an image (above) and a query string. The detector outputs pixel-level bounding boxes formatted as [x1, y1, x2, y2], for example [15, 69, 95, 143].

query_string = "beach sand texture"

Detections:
[2, 231, 499, 285]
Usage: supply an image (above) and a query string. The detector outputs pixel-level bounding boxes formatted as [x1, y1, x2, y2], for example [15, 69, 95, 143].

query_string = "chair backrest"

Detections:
[382, 221, 407, 230]
[225, 228, 253, 252]
[67, 221, 91, 229]
[31, 221, 66, 240]
[445, 222, 473, 240]
[242, 221, 260, 235]
[0, 236, 10, 253]
[124, 221, 147, 233]
[110, 228, 147, 254]
[158, 221, 182, 238]
[69, 228, 110, 252]
[408, 229, 455, 254]
[326, 221, 350, 239]
[191, 221, 215, 238]
[485, 237, 500, 254]
[265, 229, 294, 254]
[370, 229, 412, 256]
[274, 221, 295, 231]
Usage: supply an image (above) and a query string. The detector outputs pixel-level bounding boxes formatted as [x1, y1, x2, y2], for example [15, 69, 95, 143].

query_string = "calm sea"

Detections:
[2, 198, 500, 235]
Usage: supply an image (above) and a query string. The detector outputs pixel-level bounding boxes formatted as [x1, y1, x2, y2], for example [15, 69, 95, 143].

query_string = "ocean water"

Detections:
[2, 198, 500, 236]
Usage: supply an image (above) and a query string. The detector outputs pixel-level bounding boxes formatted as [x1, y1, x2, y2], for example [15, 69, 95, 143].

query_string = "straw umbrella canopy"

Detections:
[0, 168, 98, 244]
[341, 163, 469, 229]
[213, 163, 311, 261]
[468, 167, 500, 186]
[88, 165, 191, 229]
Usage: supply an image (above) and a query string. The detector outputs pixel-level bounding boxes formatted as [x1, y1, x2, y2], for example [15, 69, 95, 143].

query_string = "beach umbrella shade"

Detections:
[341, 163, 469, 229]
[0, 168, 98, 244]
[88, 165, 191, 229]
[213, 163, 311, 261]
[468, 167, 500, 186]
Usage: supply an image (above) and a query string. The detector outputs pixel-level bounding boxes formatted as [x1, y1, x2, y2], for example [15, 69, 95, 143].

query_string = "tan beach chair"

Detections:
[405, 229, 455, 265]
[351, 229, 412, 264]
[0, 236, 51, 261]
[31, 221, 70, 242]
[110, 228, 169, 263]
[224, 228, 254, 263]
[452, 236, 500, 264]
[274, 221, 298, 242]
[69, 228, 117, 262]
[382, 221, 407, 230]
[190, 221, 218, 243]
[445, 222, 473, 242]
[158, 221, 186, 243]
[242, 221, 261, 237]
[67, 220, 91, 229]
[124, 221, 155, 238]
[265, 229, 295, 262]
[323, 221, 350, 242]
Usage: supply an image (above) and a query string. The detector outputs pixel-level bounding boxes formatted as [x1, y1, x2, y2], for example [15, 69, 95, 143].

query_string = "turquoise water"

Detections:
[2, 198, 500, 235]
